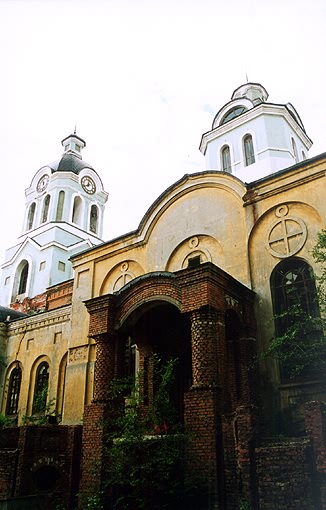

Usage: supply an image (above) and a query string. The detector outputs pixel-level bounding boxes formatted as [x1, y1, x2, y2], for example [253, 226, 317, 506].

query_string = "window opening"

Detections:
[72, 196, 83, 225]
[18, 262, 29, 294]
[33, 466, 59, 492]
[90, 204, 98, 234]
[33, 362, 49, 414]
[220, 106, 247, 125]
[221, 145, 231, 172]
[243, 135, 255, 166]
[271, 258, 321, 381]
[41, 195, 51, 223]
[6, 367, 22, 415]
[27, 202, 36, 230]
[188, 255, 201, 268]
[56, 191, 65, 221]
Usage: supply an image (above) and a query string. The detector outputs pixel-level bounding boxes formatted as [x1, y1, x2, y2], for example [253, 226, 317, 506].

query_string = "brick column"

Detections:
[79, 330, 119, 506]
[184, 306, 222, 509]
[190, 306, 221, 387]
[93, 333, 117, 402]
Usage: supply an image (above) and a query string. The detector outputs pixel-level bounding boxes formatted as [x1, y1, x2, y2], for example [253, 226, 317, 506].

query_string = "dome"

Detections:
[47, 153, 94, 175]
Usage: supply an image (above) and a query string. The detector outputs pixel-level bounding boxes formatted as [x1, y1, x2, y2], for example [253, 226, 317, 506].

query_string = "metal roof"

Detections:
[48, 152, 94, 175]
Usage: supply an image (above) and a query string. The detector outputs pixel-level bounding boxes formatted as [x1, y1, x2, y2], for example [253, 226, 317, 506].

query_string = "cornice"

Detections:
[243, 168, 326, 206]
[8, 305, 71, 334]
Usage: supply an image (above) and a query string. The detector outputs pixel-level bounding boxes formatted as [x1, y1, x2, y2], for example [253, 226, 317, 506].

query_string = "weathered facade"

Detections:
[1, 83, 326, 509]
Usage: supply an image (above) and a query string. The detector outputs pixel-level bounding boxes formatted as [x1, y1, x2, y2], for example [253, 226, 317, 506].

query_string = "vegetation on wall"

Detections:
[82, 355, 206, 510]
[266, 231, 326, 384]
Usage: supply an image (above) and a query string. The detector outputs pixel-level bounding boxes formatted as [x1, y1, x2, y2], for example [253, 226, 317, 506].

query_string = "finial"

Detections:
[74, 124, 77, 135]
[246, 72, 249, 83]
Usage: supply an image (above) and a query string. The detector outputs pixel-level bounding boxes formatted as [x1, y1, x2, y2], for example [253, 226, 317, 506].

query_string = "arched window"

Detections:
[41, 194, 51, 223]
[271, 258, 320, 380]
[33, 362, 49, 414]
[72, 196, 83, 226]
[89, 204, 98, 234]
[221, 145, 231, 173]
[27, 203, 36, 230]
[220, 106, 247, 125]
[243, 134, 255, 166]
[56, 191, 65, 221]
[291, 137, 299, 163]
[301, 150, 306, 161]
[18, 261, 29, 295]
[6, 366, 22, 415]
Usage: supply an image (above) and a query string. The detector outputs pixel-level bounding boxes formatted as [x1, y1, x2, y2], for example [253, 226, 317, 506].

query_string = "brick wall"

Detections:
[256, 439, 317, 510]
[305, 401, 326, 509]
[10, 292, 47, 314]
[9, 280, 73, 314]
[47, 280, 73, 310]
[0, 425, 82, 510]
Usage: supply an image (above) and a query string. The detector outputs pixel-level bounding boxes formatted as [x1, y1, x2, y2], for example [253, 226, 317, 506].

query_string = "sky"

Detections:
[0, 0, 325, 263]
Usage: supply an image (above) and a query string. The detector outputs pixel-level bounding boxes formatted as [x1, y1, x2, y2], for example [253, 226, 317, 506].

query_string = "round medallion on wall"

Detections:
[36, 174, 49, 193]
[266, 205, 307, 258]
[81, 175, 96, 194]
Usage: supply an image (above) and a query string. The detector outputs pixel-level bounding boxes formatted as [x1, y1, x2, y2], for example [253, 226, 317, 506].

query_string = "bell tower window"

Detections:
[41, 194, 51, 223]
[90, 204, 98, 234]
[243, 134, 255, 166]
[27, 202, 36, 230]
[18, 261, 29, 295]
[56, 191, 65, 221]
[221, 145, 231, 172]
[72, 196, 83, 226]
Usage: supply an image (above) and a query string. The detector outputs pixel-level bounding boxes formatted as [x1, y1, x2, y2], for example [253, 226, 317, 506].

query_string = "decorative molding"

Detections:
[8, 305, 71, 334]
[69, 345, 88, 364]
[225, 294, 240, 309]
[266, 204, 307, 258]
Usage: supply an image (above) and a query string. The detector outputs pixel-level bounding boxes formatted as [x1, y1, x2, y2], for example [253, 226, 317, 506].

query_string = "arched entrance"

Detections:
[119, 301, 192, 425]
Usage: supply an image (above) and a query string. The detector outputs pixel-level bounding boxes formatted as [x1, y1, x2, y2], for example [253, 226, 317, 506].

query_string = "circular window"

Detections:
[33, 465, 60, 492]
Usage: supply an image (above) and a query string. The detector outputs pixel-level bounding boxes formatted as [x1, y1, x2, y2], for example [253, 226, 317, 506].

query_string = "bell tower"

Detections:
[199, 83, 313, 182]
[0, 133, 108, 307]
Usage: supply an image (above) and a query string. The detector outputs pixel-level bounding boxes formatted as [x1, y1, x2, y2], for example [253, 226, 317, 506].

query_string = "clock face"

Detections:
[81, 175, 96, 194]
[37, 174, 49, 193]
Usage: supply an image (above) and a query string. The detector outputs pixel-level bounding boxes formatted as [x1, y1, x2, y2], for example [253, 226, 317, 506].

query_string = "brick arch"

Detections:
[114, 272, 182, 329]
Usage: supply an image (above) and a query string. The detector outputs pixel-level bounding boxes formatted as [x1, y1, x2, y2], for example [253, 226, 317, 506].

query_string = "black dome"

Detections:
[48, 152, 94, 175]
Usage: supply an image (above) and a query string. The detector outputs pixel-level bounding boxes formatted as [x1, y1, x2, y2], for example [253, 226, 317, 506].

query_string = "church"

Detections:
[0, 83, 326, 510]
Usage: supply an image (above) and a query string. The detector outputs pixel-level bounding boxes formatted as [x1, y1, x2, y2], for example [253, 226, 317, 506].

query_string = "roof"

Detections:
[0, 306, 27, 322]
[48, 152, 94, 175]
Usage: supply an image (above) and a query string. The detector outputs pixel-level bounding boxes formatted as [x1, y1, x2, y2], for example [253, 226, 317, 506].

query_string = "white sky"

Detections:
[0, 0, 326, 263]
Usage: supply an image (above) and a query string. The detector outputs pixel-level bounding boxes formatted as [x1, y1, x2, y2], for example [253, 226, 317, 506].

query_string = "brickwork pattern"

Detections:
[190, 307, 220, 387]
[184, 387, 219, 504]
[93, 334, 117, 401]
[0, 450, 19, 498]
[79, 403, 111, 504]
[256, 440, 317, 510]
[0, 425, 82, 510]
[305, 401, 326, 509]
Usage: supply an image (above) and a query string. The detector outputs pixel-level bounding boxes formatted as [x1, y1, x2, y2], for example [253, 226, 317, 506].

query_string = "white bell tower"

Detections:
[199, 83, 313, 182]
[0, 133, 108, 307]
